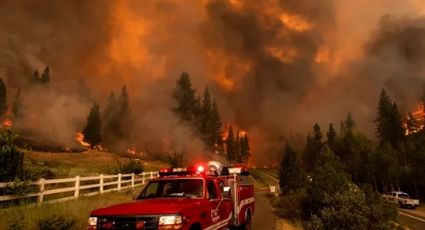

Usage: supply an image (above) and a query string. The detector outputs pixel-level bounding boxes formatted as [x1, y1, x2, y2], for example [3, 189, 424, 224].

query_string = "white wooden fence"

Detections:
[0, 171, 159, 204]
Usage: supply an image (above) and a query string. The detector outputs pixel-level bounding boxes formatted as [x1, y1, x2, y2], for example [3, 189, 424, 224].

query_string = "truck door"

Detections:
[206, 179, 232, 229]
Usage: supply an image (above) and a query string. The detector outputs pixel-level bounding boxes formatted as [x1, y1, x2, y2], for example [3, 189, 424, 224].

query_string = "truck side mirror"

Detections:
[223, 186, 231, 199]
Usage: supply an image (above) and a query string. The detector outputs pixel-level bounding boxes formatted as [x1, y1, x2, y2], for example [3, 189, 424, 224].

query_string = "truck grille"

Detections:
[97, 215, 158, 230]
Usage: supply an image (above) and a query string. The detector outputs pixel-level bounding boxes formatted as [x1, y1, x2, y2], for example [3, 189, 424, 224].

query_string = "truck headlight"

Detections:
[158, 215, 183, 230]
[88, 217, 97, 229]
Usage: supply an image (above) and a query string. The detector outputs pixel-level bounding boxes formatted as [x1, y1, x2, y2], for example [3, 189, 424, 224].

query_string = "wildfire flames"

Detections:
[75, 132, 91, 148]
[404, 103, 425, 136]
[238, 130, 247, 138]
[127, 146, 137, 155]
[2, 118, 13, 129]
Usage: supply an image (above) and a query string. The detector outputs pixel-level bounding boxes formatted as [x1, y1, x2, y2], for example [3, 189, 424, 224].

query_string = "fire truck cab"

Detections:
[88, 161, 255, 230]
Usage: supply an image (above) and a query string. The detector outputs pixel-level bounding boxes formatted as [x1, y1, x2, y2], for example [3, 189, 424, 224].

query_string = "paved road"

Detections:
[398, 208, 425, 230]
[252, 191, 276, 230]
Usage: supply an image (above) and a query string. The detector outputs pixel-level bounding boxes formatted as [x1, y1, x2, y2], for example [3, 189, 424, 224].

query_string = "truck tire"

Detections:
[239, 211, 252, 230]
[398, 202, 403, 208]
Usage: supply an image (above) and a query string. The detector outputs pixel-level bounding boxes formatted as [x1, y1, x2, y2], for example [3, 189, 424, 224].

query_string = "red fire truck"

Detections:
[88, 161, 255, 230]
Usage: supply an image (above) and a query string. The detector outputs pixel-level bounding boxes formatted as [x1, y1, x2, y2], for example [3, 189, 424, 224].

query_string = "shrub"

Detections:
[273, 190, 305, 220]
[37, 215, 76, 230]
[115, 158, 144, 174]
[1, 178, 39, 196]
[0, 130, 24, 181]
[22, 159, 56, 180]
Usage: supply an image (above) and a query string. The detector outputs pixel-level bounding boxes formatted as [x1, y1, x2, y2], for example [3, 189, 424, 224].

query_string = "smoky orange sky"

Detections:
[2, 0, 425, 165]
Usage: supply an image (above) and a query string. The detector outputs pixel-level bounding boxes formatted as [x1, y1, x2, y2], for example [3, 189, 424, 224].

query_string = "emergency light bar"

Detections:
[158, 162, 249, 177]
[159, 165, 211, 177]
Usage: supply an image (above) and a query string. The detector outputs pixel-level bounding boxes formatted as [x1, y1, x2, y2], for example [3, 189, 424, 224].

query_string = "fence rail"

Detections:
[0, 171, 159, 204]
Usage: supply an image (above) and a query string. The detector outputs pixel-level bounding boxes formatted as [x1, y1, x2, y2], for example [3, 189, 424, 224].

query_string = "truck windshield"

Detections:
[399, 193, 409, 198]
[137, 179, 204, 199]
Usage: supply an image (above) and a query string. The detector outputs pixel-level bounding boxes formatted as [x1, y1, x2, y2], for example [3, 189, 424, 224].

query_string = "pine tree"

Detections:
[103, 92, 117, 123]
[208, 99, 223, 152]
[390, 102, 404, 145]
[193, 96, 202, 130]
[239, 135, 250, 163]
[31, 69, 40, 83]
[345, 112, 355, 133]
[116, 86, 131, 139]
[279, 143, 302, 193]
[226, 125, 236, 162]
[0, 78, 6, 116]
[375, 89, 404, 147]
[327, 123, 336, 145]
[102, 92, 117, 144]
[12, 88, 24, 119]
[303, 123, 323, 172]
[83, 103, 102, 147]
[172, 72, 197, 122]
[41, 66, 50, 83]
[235, 134, 242, 163]
[201, 87, 212, 134]
[326, 123, 337, 152]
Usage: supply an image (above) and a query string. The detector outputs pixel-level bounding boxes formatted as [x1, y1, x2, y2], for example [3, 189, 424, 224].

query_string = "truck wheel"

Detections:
[240, 213, 252, 230]
[398, 202, 403, 208]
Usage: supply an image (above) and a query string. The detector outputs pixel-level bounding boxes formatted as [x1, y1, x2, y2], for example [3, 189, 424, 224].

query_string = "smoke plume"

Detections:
[1, 0, 425, 165]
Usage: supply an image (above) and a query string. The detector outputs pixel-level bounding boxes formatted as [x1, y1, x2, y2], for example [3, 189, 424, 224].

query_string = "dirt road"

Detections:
[252, 191, 277, 230]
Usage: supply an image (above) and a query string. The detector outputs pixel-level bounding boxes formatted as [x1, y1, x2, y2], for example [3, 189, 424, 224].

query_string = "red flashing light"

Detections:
[197, 166, 205, 173]
[160, 168, 169, 173]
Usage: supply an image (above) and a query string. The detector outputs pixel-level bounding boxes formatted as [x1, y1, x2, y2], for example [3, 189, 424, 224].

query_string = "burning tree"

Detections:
[403, 104, 425, 135]
[83, 103, 102, 148]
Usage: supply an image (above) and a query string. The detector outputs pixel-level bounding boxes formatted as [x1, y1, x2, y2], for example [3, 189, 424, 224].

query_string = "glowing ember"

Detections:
[404, 103, 425, 136]
[2, 118, 13, 129]
[127, 146, 137, 155]
[75, 132, 91, 148]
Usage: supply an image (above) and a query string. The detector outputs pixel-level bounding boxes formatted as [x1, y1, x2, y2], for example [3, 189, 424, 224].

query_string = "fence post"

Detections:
[100, 174, 104, 194]
[131, 173, 135, 189]
[118, 173, 122, 191]
[142, 172, 146, 185]
[74, 176, 80, 199]
[150, 171, 153, 179]
[37, 178, 45, 204]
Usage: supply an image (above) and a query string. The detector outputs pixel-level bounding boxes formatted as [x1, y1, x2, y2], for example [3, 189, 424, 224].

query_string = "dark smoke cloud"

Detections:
[1, 0, 425, 165]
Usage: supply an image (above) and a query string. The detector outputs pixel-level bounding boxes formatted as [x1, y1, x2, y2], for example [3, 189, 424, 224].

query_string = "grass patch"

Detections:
[0, 188, 142, 230]
[24, 150, 168, 177]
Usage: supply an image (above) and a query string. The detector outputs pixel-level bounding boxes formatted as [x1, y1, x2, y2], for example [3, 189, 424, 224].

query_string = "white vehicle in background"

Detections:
[382, 191, 420, 209]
